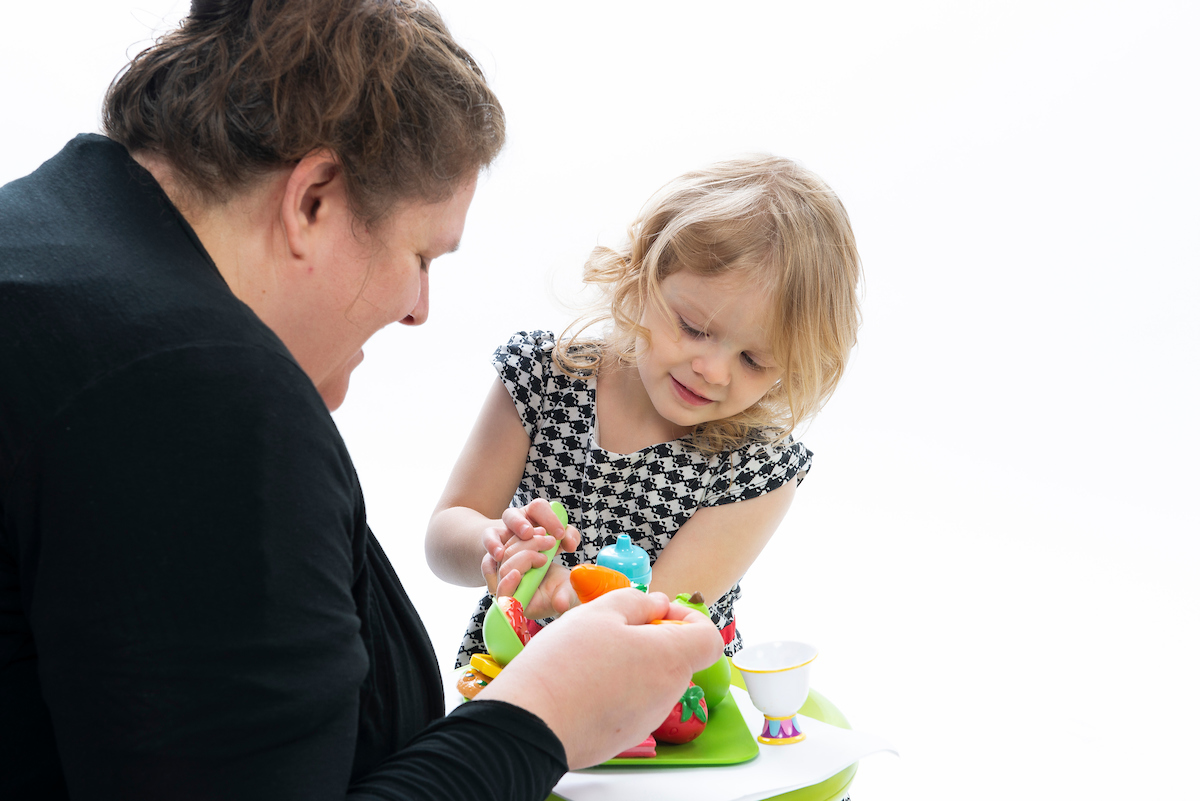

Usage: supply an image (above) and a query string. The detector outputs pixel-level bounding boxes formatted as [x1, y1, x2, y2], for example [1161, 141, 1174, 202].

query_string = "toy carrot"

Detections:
[569, 564, 631, 603]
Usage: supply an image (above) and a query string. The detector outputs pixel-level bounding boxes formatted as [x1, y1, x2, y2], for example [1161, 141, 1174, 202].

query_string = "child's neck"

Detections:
[594, 359, 691, 454]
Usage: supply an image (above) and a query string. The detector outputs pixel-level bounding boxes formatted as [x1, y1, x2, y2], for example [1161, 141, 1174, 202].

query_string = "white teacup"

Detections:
[732, 641, 817, 745]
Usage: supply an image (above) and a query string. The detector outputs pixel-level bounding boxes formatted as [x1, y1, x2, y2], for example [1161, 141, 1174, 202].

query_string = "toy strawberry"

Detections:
[652, 682, 708, 744]
[494, 596, 530, 645]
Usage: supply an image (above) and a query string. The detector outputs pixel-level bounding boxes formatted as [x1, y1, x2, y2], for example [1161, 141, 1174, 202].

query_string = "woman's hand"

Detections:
[481, 499, 581, 599]
[478, 589, 724, 769]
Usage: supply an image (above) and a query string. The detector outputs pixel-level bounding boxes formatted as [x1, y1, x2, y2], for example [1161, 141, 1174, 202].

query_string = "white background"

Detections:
[3, 1, 1197, 798]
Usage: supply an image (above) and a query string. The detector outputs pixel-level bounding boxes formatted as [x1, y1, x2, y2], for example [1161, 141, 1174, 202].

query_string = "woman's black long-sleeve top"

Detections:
[0, 135, 567, 800]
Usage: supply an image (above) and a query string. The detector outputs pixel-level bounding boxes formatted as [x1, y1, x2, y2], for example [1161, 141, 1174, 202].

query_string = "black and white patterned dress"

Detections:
[455, 331, 812, 668]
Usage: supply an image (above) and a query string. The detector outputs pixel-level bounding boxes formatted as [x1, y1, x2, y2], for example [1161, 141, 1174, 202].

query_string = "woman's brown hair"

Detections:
[103, 0, 504, 222]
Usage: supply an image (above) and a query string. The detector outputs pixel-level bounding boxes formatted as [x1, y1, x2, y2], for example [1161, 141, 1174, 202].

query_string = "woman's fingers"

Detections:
[660, 599, 713, 624]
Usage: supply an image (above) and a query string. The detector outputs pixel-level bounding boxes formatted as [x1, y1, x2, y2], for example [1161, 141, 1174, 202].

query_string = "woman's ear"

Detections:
[280, 151, 344, 260]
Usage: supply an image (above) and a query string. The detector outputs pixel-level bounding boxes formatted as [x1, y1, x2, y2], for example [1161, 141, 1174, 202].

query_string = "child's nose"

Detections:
[692, 351, 731, 386]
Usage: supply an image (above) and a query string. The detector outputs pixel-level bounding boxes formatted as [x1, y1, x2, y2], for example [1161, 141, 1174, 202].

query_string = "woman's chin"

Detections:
[318, 378, 350, 411]
[317, 368, 354, 411]
[318, 351, 364, 411]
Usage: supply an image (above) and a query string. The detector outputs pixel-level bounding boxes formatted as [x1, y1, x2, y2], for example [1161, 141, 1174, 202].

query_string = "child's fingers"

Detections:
[524, 499, 567, 540]
[481, 526, 512, 563]
[562, 525, 582, 553]
[551, 579, 578, 616]
[494, 548, 549, 590]
[482, 553, 500, 596]
[495, 568, 522, 599]
[500, 506, 545, 541]
[501, 531, 556, 563]
[524, 564, 571, 620]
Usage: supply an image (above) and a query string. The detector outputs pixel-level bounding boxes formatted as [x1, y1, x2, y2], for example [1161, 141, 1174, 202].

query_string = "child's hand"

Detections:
[481, 498, 581, 598]
[520, 563, 578, 620]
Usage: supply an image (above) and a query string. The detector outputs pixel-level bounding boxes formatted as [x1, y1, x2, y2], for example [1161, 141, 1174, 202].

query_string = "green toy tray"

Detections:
[545, 669, 858, 801]
[461, 667, 858, 800]
[602, 689, 758, 766]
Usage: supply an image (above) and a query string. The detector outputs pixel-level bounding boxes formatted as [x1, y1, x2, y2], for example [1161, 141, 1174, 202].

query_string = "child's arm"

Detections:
[425, 378, 580, 604]
[647, 479, 797, 609]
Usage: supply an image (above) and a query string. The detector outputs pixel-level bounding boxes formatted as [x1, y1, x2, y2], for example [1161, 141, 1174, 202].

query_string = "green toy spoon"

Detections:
[482, 500, 568, 666]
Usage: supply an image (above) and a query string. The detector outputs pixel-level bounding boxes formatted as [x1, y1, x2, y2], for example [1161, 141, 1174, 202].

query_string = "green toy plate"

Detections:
[454, 668, 757, 766]
[601, 690, 757, 767]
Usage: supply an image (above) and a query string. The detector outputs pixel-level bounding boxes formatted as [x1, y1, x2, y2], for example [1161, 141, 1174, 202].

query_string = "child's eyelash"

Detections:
[679, 316, 768, 372]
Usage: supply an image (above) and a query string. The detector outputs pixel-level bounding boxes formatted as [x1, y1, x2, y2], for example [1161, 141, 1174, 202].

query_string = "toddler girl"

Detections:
[425, 155, 861, 668]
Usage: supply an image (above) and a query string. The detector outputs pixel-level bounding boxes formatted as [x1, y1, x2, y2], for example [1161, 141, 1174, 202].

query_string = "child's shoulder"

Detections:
[492, 330, 558, 373]
[492, 329, 598, 386]
[496, 329, 557, 355]
[493, 330, 602, 379]
[703, 434, 814, 506]
[724, 432, 813, 477]
[704, 425, 810, 460]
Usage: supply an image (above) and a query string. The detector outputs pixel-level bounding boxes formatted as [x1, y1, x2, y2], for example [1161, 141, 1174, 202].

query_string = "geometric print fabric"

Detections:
[455, 331, 812, 668]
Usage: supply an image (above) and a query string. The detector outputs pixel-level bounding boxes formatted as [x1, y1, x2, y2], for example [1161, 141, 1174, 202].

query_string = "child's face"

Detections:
[635, 270, 783, 431]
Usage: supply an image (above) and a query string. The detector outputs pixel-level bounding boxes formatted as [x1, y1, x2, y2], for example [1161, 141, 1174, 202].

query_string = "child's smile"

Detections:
[635, 270, 782, 431]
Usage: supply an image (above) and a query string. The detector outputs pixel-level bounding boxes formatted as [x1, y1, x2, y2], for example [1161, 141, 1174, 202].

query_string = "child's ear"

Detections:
[280, 151, 345, 261]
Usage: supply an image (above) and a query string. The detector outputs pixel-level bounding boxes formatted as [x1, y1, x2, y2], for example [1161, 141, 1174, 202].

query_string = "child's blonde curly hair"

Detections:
[555, 155, 861, 454]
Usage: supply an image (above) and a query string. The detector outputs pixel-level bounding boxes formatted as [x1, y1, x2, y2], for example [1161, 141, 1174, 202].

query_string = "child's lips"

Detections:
[671, 376, 713, 406]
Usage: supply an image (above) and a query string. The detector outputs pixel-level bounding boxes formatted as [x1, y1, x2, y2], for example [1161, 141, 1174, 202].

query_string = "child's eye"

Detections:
[677, 317, 704, 338]
[742, 353, 766, 371]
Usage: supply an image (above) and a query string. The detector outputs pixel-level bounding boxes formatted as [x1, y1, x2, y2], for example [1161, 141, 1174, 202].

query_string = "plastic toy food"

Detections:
[456, 668, 490, 700]
[615, 735, 657, 758]
[482, 501, 569, 665]
[494, 596, 530, 645]
[469, 653, 504, 679]
[569, 563, 631, 603]
[675, 591, 708, 615]
[652, 682, 708, 744]
[675, 592, 732, 707]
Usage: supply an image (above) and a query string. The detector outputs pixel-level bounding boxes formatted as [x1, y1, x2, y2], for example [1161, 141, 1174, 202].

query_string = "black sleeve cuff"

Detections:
[348, 701, 567, 801]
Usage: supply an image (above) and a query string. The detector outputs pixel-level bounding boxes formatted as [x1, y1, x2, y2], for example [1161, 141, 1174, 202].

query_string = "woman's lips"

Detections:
[671, 376, 712, 406]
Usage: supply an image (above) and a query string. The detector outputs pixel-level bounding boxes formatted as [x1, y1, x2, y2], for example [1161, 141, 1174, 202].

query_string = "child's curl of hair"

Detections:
[555, 155, 861, 455]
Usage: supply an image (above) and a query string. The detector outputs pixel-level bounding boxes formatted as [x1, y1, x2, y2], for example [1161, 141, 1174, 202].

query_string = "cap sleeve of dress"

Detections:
[491, 330, 557, 440]
[702, 436, 812, 507]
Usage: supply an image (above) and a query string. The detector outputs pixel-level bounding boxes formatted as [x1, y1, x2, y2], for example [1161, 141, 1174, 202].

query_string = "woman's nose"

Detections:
[401, 268, 429, 326]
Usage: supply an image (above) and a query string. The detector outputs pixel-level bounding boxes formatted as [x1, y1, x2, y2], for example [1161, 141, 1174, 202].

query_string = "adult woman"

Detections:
[0, 1, 722, 799]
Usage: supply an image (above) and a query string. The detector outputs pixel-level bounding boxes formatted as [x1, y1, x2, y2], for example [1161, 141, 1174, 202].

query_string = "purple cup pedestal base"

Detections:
[758, 713, 807, 745]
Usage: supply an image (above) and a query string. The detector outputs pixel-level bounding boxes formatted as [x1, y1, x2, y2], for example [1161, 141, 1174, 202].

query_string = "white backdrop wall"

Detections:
[3, 1, 1197, 798]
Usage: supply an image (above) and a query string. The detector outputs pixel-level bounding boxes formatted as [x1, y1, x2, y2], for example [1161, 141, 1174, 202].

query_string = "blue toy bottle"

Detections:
[596, 534, 652, 591]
